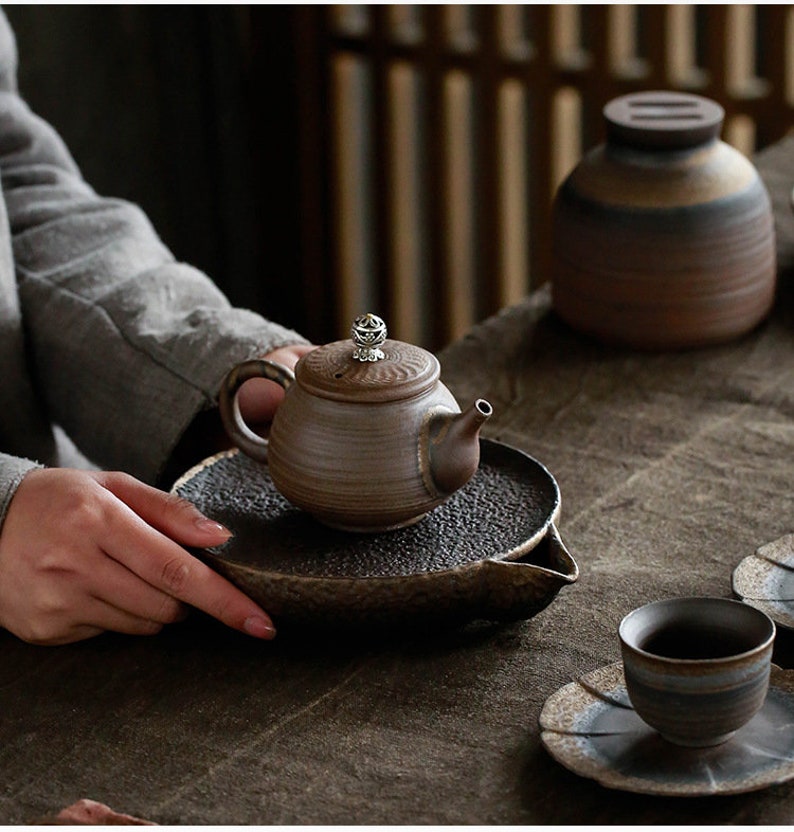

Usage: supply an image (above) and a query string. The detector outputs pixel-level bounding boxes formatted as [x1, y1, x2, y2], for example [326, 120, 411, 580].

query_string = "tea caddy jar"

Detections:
[551, 91, 777, 349]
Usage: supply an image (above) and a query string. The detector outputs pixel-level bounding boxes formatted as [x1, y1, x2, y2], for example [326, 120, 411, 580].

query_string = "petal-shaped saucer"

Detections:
[540, 662, 794, 796]
[733, 534, 794, 629]
[173, 439, 578, 630]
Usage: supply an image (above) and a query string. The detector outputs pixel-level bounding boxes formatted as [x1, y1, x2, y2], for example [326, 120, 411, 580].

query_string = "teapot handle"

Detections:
[218, 359, 295, 463]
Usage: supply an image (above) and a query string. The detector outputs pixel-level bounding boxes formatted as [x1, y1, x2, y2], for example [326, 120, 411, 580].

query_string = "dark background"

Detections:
[5, 5, 312, 338]
[7, 7, 793, 353]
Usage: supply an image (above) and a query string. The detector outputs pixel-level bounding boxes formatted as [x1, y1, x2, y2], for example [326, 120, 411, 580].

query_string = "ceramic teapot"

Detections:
[219, 313, 493, 532]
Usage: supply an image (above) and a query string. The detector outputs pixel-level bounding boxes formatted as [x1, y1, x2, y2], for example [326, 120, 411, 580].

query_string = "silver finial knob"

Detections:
[351, 313, 387, 362]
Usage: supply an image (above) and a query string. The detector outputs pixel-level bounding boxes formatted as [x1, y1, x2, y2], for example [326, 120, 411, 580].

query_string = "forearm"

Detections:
[0, 92, 308, 483]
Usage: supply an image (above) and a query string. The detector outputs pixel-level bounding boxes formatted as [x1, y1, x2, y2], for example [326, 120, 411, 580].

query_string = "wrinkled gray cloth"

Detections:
[0, 11, 307, 523]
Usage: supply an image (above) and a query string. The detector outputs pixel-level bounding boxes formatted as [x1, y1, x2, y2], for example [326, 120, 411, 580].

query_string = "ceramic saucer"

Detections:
[173, 439, 578, 629]
[733, 534, 794, 629]
[540, 662, 794, 796]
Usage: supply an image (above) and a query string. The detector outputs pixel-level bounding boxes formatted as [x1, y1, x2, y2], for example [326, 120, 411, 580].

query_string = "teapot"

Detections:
[219, 314, 493, 532]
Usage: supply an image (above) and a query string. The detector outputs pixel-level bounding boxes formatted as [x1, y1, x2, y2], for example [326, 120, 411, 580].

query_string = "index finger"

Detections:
[101, 503, 275, 639]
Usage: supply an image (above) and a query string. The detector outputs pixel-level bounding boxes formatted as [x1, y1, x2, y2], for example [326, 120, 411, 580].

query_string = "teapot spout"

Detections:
[426, 398, 493, 496]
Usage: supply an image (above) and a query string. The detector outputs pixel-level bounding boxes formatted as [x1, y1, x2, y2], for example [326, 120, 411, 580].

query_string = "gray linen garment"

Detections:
[0, 11, 308, 523]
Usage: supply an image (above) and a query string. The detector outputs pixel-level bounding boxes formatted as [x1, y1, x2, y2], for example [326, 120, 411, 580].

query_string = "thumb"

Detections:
[94, 471, 232, 547]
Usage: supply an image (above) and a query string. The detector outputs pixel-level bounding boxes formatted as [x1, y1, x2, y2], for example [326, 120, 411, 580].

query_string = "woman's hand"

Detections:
[159, 341, 316, 488]
[0, 467, 276, 645]
[0, 342, 317, 646]
[236, 343, 316, 429]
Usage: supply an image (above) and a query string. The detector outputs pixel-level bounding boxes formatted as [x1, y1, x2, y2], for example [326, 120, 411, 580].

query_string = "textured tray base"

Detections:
[173, 439, 577, 629]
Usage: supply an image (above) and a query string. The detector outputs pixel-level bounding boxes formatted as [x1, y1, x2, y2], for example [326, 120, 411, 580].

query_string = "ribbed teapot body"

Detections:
[268, 381, 461, 532]
[219, 316, 492, 532]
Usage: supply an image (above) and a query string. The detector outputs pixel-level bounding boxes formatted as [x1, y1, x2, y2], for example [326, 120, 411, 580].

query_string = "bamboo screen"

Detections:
[293, 5, 794, 351]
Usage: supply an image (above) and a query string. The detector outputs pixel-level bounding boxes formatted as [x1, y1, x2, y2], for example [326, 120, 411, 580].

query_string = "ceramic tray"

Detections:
[540, 662, 794, 797]
[173, 438, 578, 630]
[733, 534, 794, 629]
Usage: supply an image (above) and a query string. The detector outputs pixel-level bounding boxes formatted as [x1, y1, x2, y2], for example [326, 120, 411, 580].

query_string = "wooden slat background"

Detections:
[291, 4, 794, 351]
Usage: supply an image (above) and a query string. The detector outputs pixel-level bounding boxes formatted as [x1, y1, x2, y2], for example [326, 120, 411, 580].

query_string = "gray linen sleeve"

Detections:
[0, 452, 40, 522]
[0, 91, 309, 484]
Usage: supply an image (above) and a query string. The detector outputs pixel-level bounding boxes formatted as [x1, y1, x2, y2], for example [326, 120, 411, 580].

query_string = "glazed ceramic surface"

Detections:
[619, 598, 775, 747]
[733, 534, 794, 629]
[219, 314, 492, 531]
[552, 91, 777, 349]
[172, 439, 578, 630]
[540, 663, 794, 797]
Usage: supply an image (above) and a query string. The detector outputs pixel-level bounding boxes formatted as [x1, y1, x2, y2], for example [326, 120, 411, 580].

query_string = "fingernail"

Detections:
[244, 615, 276, 640]
[195, 517, 233, 538]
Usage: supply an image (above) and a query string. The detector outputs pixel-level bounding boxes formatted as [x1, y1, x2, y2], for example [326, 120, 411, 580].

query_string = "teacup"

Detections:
[619, 597, 775, 747]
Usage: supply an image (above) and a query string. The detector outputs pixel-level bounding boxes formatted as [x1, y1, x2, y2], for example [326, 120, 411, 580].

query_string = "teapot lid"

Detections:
[295, 313, 439, 403]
